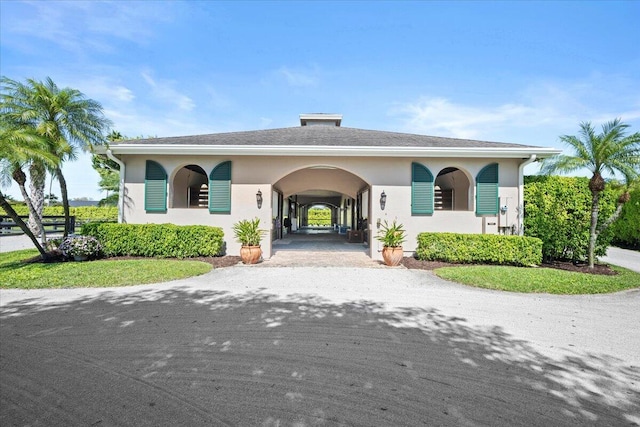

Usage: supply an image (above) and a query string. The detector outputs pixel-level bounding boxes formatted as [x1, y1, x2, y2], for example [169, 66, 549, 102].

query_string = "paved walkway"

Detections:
[268, 230, 382, 267]
[2, 231, 640, 425]
[1, 266, 639, 425]
[263, 250, 387, 267]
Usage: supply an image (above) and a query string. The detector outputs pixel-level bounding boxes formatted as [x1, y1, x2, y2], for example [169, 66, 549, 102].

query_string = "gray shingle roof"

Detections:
[115, 126, 537, 149]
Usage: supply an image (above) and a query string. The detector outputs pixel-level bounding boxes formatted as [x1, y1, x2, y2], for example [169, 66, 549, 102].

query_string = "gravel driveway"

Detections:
[1, 265, 639, 426]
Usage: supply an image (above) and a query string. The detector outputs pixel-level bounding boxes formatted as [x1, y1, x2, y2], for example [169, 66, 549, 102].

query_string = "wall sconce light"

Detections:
[380, 191, 387, 210]
[256, 190, 263, 209]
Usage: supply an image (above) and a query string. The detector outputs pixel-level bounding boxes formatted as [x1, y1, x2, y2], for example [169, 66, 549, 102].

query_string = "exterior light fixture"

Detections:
[380, 191, 387, 210]
[256, 190, 263, 209]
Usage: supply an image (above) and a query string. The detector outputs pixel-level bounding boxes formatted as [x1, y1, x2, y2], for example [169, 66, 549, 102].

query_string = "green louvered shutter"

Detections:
[209, 161, 231, 214]
[476, 163, 499, 215]
[412, 162, 434, 215]
[145, 160, 167, 212]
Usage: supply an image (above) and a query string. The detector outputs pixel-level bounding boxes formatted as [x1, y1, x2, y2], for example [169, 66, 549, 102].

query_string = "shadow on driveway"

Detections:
[1, 288, 638, 426]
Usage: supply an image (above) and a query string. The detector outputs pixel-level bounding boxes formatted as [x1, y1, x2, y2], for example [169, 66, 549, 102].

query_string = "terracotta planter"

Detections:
[240, 245, 262, 264]
[381, 246, 403, 266]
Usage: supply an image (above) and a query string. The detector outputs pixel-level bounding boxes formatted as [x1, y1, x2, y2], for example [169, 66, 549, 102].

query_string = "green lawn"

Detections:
[3, 249, 639, 294]
[434, 265, 640, 294]
[0, 249, 212, 289]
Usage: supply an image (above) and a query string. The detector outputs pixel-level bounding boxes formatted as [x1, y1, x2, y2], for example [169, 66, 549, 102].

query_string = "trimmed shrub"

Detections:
[416, 232, 542, 266]
[81, 223, 225, 258]
[610, 183, 640, 249]
[524, 176, 618, 262]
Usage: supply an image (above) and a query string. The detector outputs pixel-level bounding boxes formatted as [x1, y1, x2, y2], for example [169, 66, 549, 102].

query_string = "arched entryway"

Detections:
[271, 166, 370, 253]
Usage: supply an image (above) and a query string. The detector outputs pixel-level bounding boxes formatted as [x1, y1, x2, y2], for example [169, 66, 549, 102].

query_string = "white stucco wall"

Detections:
[118, 154, 525, 260]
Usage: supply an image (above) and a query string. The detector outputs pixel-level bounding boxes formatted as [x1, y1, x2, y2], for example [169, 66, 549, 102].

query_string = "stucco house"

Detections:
[99, 114, 560, 261]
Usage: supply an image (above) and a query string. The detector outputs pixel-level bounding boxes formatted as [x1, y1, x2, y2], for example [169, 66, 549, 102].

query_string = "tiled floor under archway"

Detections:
[265, 227, 387, 267]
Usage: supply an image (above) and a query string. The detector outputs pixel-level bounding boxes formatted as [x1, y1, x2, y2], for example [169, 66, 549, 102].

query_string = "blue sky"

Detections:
[2, 0, 639, 201]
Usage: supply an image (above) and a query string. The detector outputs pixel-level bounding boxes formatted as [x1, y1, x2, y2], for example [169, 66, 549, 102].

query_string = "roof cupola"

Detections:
[299, 113, 342, 127]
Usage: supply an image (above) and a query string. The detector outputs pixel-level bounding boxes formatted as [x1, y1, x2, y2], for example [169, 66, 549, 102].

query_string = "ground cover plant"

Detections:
[0, 249, 213, 289]
[401, 256, 640, 294]
[430, 264, 640, 294]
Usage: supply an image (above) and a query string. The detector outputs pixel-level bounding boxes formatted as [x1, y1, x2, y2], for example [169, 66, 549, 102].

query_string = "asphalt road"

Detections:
[602, 246, 640, 273]
[1, 267, 639, 426]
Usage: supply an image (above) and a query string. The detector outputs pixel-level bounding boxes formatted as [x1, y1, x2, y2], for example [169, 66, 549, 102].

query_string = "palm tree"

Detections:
[0, 118, 60, 258]
[542, 119, 640, 268]
[1, 76, 112, 237]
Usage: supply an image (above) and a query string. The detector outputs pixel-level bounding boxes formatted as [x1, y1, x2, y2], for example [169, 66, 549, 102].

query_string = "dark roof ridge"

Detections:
[114, 124, 537, 149]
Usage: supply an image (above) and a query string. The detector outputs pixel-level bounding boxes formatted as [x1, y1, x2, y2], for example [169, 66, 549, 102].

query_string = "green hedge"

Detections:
[6, 205, 118, 222]
[307, 208, 332, 226]
[416, 232, 542, 266]
[81, 223, 225, 258]
[524, 176, 618, 261]
[610, 183, 640, 249]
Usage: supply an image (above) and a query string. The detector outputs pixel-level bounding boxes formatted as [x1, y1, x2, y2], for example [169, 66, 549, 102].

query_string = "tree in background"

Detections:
[92, 130, 123, 206]
[45, 193, 60, 205]
[541, 119, 640, 268]
[1, 77, 112, 237]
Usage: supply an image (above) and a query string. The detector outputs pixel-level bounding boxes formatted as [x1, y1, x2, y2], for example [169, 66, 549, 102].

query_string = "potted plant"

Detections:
[376, 219, 406, 266]
[58, 235, 103, 261]
[233, 218, 266, 264]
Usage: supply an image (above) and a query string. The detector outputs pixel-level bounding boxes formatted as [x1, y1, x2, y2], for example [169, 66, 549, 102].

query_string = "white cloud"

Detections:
[75, 77, 135, 104]
[394, 97, 545, 139]
[392, 75, 640, 145]
[2, 1, 173, 55]
[140, 71, 195, 112]
[112, 86, 135, 103]
[277, 66, 319, 87]
[114, 111, 217, 142]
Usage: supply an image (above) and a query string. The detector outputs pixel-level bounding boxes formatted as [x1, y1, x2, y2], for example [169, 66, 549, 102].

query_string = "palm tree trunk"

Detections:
[0, 191, 47, 257]
[588, 190, 600, 269]
[12, 166, 47, 243]
[55, 167, 71, 237]
[29, 161, 47, 244]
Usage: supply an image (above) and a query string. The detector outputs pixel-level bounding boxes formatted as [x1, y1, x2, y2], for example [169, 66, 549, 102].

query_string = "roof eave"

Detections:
[97, 144, 561, 159]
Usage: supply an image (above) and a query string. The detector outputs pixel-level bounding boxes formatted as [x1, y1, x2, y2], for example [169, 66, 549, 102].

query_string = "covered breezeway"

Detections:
[272, 227, 368, 253]
[271, 166, 371, 255]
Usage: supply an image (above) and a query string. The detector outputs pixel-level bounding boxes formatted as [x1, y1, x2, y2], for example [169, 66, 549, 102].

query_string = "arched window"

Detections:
[411, 162, 434, 215]
[145, 160, 167, 212]
[172, 165, 208, 208]
[209, 161, 231, 214]
[434, 167, 471, 211]
[476, 163, 499, 215]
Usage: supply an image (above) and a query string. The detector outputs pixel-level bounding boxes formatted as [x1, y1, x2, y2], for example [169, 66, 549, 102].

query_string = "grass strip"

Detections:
[434, 265, 640, 294]
[0, 249, 212, 289]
